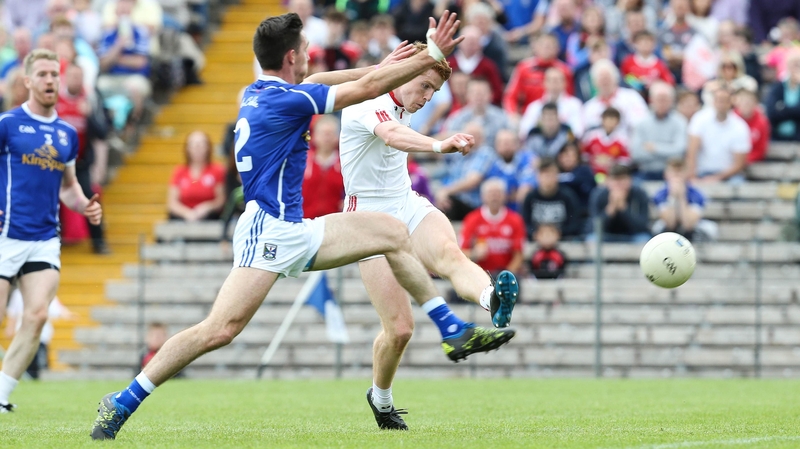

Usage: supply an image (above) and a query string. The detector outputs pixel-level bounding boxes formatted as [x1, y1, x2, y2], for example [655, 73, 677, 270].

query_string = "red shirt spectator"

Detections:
[620, 54, 675, 89]
[734, 89, 771, 163]
[503, 34, 574, 116]
[168, 131, 227, 220]
[302, 116, 344, 218]
[55, 65, 89, 159]
[582, 114, 631, 176]
[446, 26, 505, 106]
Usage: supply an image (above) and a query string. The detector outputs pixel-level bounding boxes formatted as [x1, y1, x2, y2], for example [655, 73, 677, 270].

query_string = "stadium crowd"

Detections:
[0, 0, 214, 253]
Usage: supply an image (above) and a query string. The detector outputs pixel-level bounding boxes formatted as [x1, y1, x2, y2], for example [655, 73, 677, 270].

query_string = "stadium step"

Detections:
[52, 0, 283, 372]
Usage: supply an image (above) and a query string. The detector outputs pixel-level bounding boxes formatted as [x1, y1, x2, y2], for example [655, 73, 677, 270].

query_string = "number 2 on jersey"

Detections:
[234, 118, 252, 173]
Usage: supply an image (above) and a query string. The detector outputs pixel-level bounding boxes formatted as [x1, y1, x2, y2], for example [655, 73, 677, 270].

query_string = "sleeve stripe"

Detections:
[324, 85, 337, 114]
[288, 88, 319, 115]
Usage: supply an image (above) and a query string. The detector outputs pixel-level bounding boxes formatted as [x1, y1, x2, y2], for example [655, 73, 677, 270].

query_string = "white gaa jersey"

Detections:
[339, 93, 413, 199]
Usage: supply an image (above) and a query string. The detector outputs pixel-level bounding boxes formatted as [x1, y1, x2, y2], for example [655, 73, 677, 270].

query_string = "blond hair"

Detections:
[23, 49, 59, 75]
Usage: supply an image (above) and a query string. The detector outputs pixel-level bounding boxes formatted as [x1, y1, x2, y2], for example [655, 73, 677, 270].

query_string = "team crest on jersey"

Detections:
[302, 130, 310, 142]
[263, 243, 278, 261]
[22, 144, 65, 172]
[57, 130, 68, 146]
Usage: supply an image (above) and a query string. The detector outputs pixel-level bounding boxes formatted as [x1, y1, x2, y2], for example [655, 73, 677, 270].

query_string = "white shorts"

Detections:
[232, 201, 326, 279]
[0, 237, 61, 281]
[344, 190, 437, 260]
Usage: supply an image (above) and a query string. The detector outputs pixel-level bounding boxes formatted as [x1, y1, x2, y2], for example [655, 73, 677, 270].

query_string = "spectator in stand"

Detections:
[436, 0, 508, 27]
[2, 0, 47, 33]
[366, 15, 401, 62]
[565, 5, 605, 73]
[748, 0, 800, 45]
[447, 70, 469, 116]
[710, 0, 748, 26]
[442, 77, 512, 148]
[73, 0, 101, 46]
[502, 0, 548, 44]
[288, 0, 328, 47]
[168, 131, 226, 221]
[57, 63, 110, 254]
[733, 88, 770, 164]
[700, 50, 758, 106]
[436, 121, 496, 220]
[518, 67, 584, 139]
[349, 21, 377, 67]
[529, 224, 567, 279]
[446, 26, 504, 105]
[302, 116, 345, 219]
[605, 0, 657, 45]
[548, 0, 579, 61]
[0, 28, 32, 81]
[522, 102, 575, 159]
[459, 178, 525, 275]
[767, 49, 800, 142]
[2, 68, 27, 111]
[688, 0, 718, 45]
[582, 59, 649, 137]
[337, 0, 387, 21]
[521, 157, 582, 241]
[51, 18, 100, 90]
[765, 18, 800, 82]
[686, 86, 750, 183]
[97, 0, 152, 129]
[732, 27, 761, 88]
[582, 107, 630, 178]
[308, 9, 361, 73]
[391, 0, 435, 44]
[574, 38, 611, 102]
[557, 140, 596, 217]
[630, 82, 687, 181]
[660, 0, 695, 84]
[503, 33, 574, 120]
[141, 323, 182, 378]
[676, 88, 701, 122]
[652, 158, 714, 242]
[587, 164, 651, 243]
[101, 0, 163, 51]
[465, 2, 509, 82]
[621, 30, 675, 98]
[612, 9, 649, 67]
[486, 129, 536, 207]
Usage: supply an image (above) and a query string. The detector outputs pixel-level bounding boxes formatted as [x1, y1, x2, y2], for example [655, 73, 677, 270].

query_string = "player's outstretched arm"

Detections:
[303, 42, 416, 86]
[60, 164, 103, 225]
[374, 121, 474, 155]
[332, 11, 463, 112]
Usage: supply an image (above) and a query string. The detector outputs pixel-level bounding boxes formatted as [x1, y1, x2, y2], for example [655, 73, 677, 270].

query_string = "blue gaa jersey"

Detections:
[234, 75, 336, 222]
[0, 103, 79, 241]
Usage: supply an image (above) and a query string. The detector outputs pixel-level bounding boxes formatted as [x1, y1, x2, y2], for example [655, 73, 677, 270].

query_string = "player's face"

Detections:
[400, 70, 444, 113]
[24, 59, 60, 108]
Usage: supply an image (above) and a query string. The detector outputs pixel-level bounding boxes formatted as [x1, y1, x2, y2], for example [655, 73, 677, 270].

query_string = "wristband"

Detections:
[432, 141, 443, 153]
[426, 28, 446, 62]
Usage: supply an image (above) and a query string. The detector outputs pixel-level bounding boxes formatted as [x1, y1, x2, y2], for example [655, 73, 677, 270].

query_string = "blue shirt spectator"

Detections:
[97, 23, 150, 76]
[653, 183, 705, 210]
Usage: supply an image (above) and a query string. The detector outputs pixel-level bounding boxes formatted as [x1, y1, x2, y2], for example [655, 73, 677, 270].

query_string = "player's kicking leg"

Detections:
[91, 210, 444, 440]
[411, 209, 519, 329]
[0, 269, 60, 413]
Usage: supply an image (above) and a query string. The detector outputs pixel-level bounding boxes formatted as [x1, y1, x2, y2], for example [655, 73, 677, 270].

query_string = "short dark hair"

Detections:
[538, 157, 559, 172]
[253, 13, 304, 72]
[632, 30, 654, 42]
[323, 7, 348, 24]
[541, 102, 559, 115]
[608, 164, 632, 178]
[601, 107, 621, 120]
[666, 158, 685, 170]
[734, 26, 753, 44]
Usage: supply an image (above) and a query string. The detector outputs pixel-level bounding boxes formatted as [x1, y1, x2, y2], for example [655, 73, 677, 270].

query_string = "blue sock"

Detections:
[114, 373, 155, 413]
[422, 297, 467, 339]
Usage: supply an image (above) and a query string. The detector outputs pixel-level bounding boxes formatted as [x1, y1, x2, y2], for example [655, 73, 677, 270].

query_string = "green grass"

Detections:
[2, 378, 800, 448]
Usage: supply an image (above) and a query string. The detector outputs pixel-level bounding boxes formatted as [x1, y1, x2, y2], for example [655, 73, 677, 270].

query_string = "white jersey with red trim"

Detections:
[339, 92, 413, 200]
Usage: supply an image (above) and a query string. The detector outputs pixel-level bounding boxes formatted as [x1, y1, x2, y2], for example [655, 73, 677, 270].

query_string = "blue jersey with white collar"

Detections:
[234, 75, 336, 223]
[0, 103, 79, 241]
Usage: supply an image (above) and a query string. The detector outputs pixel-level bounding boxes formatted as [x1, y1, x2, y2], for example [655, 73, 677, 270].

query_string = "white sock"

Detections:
[479, 285, 493, 311]
[421, 296, 446, 314]
[0, 372, 19, 404]
[135, 372, 156, 393]
[371, 383, 393, 412]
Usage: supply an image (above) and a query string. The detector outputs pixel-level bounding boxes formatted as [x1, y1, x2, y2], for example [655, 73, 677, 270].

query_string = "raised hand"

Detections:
[427, 11, 464, 59]
[381, 41, 416, 67]
[440, 132, 476, 155]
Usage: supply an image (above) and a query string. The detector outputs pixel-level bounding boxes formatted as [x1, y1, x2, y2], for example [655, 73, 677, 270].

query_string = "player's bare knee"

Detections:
[386, 319, 413, 351]
[435, 240, 467, 275]
[204, 322, 241, 350]
[382, 219, 412, 253]
[21, 308, 48, 332]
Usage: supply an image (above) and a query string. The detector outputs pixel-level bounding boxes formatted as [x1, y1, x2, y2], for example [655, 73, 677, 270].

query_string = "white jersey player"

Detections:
[339, 43, 520, 429]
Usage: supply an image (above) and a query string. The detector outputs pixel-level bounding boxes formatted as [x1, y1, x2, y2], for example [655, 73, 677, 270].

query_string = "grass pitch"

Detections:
[2, 378, 799, 448]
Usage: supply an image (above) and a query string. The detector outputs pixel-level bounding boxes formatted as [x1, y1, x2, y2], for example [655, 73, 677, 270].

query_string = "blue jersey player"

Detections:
[91, 11, 503, 440]
[0, 50, 103, 413]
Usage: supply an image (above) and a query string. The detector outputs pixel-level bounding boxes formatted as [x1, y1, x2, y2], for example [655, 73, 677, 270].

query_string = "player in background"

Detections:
[0, 49, 103, 413]
[337, 43, 518, 430]
[90, 11, 512, 440]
